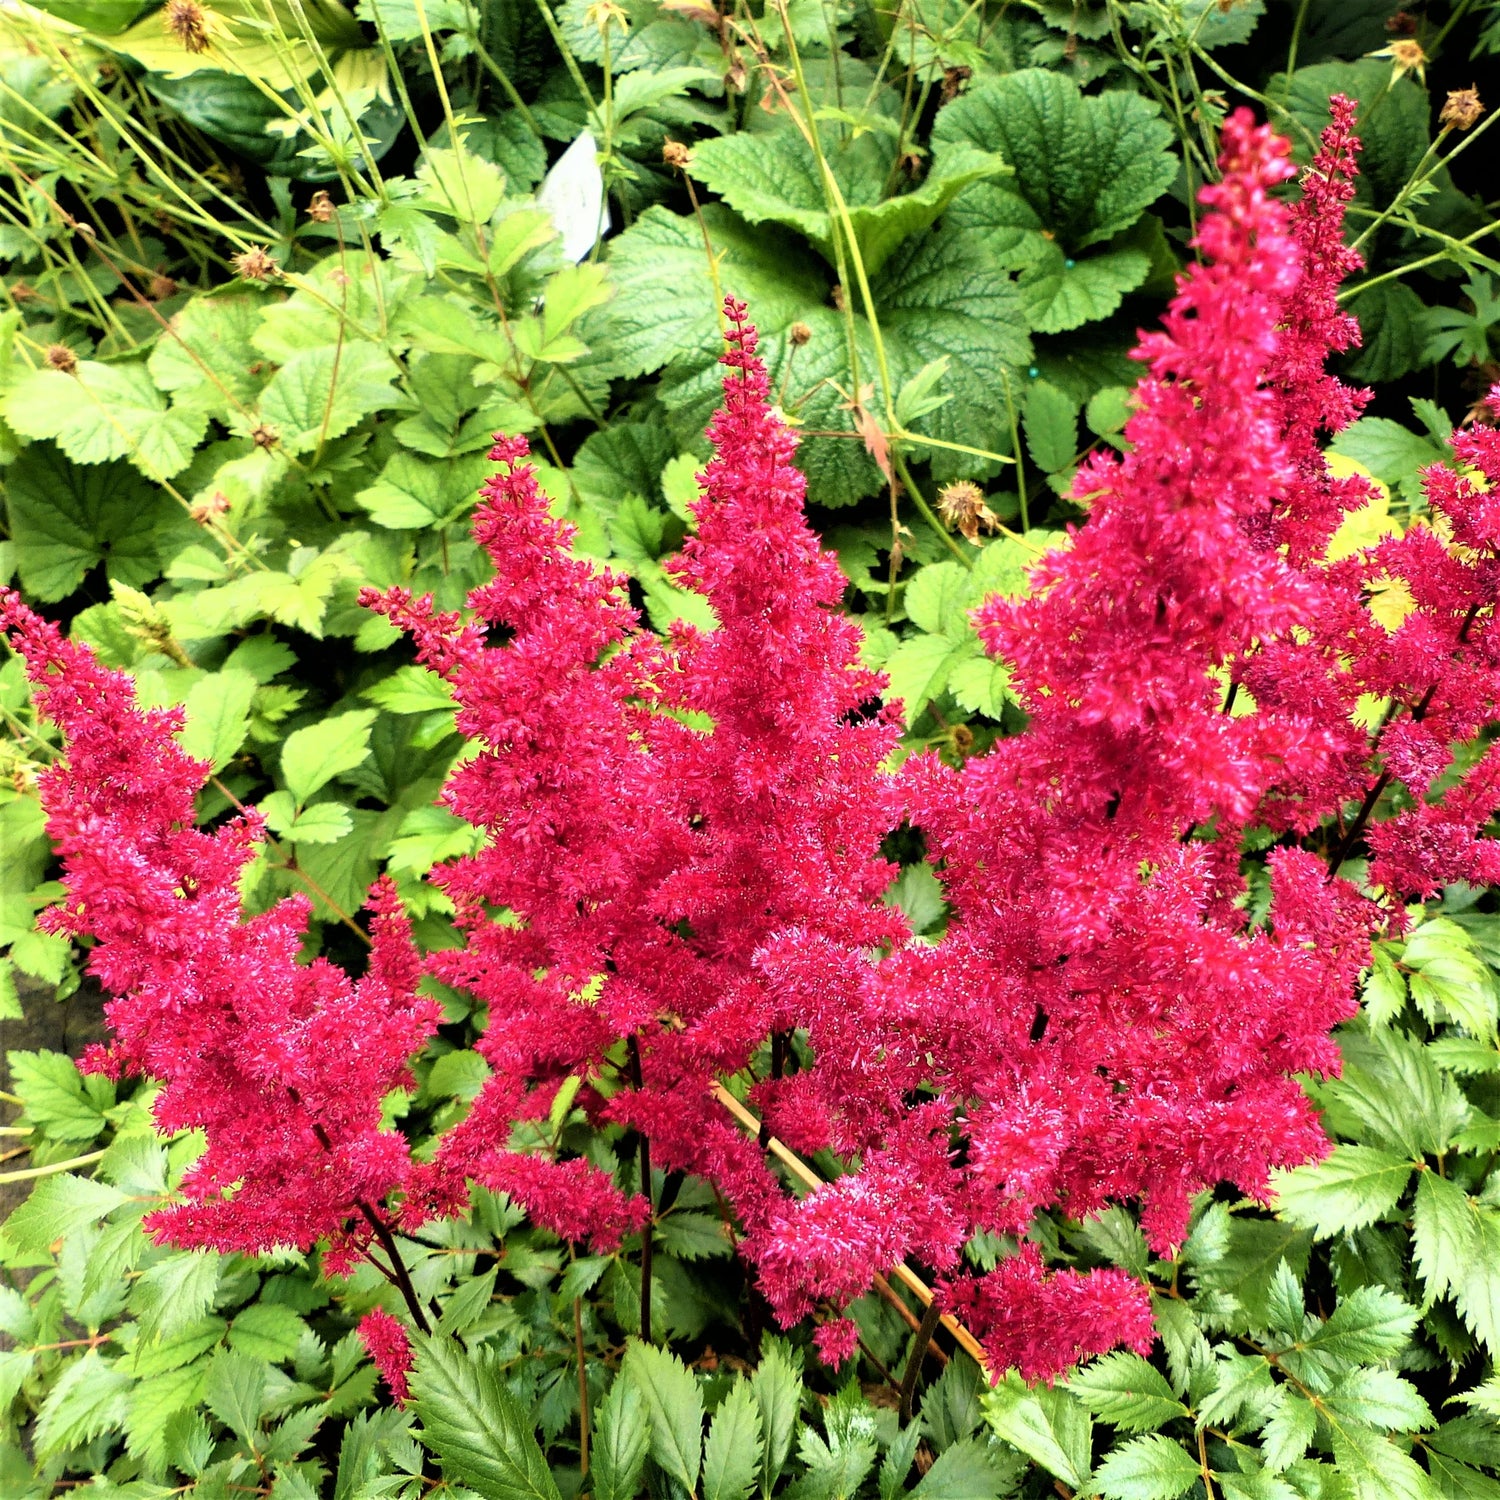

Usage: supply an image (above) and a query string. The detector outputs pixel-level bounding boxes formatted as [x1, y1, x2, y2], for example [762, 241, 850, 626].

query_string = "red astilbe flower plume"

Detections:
[0, 594, 438, 1260]
[365, 303, 912, 1305]
[898, 110, 1382, 1374]
[358, 1307, 413, 1404]
[1240, 96, 1500, 878]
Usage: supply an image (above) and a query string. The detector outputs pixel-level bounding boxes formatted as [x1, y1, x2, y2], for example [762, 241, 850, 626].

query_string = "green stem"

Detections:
[894, 452, 972, 566]
[0, 1149, 107, 1184]
[1283, 0, 1311, 92]
[1339, 219, 1500, 302]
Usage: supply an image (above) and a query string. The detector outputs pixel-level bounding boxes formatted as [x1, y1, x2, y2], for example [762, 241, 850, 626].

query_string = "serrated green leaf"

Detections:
[1091, 1432, 1200, 1500]
[1330, 1028, 1472, 1158]
[1151, 1294, 1212, 1397]
[205, 1346, 266, 1445]
[655, 1211, 732, 1261]
[1273, 1145, 1413, 1238]
[1453, 1209, 1500, 1356]
[1347, 281, 1429, 385]
[33, 1351, 134, 1458]
[227, 1302, 307, 1363]
[6, 1051, 112, 1143]
[132, 1251, 223, 1344]
[1066, 1353, 1186, 1433]
[921, 1352, 986, 1452]
[912, 1435, 1022, 1498]
[148, 295, 267, 421]
[2, 1172, 127, 1254]
[751, 1337, 803, 1497]
[258, 342, 402, 455]
[125, 1360, 209, 1473]
[1403, 920, 1499, 1042]
[267, 797, 354, 845]
[1197, 1218, 1313, 1327]
[5, 445, 171, 602]
[1414, 1170, 1474, 1309]
[935, 70, 1176, 250]
[591, 1375, 650, 1500]
[1325, 1413, 1440, 1500]
[178, 669, 258, 773]
[355, 451, 490, 529]
[409, 1334, 561, 1500]
[948, 654, 1012, 719]
[702, 1378, 762, 1500]
[1329, 417, 1447, 504]
[621, 1339, 703, 1495]
[983, 1377, 1091, 1487]
[1324, 1369, 1433, 1434]
[688, 125, 1000, 277]
[884, 633, 972, 725]
[5, 362, 206, 477]
[1301, 1285, 1419, 1364]
[1017, 244, 1151, 334]
[363, 666, 458, 715]
[904, 560, 973, 636]
[1261, 1390, 1317, 1473]
[281, 709, 377, 806]
[591, 205, 1028, 506]
[1024, 380, 1079, 473]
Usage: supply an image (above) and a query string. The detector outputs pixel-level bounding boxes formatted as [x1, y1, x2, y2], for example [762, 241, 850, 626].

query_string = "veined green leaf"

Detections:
[409, 1334, 561, 1500]
[621, 1339, 703, 1495]
[1273, 1145, 1413, 1237]
[702, 1378, 762, 1500]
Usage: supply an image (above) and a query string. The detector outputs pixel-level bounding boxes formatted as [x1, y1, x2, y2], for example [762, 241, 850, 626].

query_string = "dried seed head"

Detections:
[250, 423, 280, 450]
[789, 321, 812, 347]
[1440, 87, 1484, 132]
[662, 139, 691, 170]
[232, 245, 279, 281]
[584, 0, 629, 31]
[163, 0, 213, 54]
[148, 273, 179, 301]
[190, 490, 231, 525]
[44, 343, 79, 374]
[1385, 9, 1417, 34]
[306, 190, 336, 223]
[9, 281, 35, 301]
[940, 66, 971, 104]
[937, 479, 1002, 544]
[1368, 36, 1426, 83]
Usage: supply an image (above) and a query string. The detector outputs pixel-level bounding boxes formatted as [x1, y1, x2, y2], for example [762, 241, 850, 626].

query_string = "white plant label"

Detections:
[537, 130, 609, 262]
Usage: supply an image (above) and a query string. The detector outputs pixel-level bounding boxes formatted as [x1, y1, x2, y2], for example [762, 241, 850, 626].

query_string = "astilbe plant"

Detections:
[4, 99, 1500, 1387]
[0, 595, 440, 1300]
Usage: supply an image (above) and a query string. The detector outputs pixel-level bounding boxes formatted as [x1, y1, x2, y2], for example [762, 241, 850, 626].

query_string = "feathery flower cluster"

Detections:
[358, 1308, 413, 1403]
[9, 97, 1499, 1386]
[0, 596, 439, 1261]
[363, 304, 913, 1304]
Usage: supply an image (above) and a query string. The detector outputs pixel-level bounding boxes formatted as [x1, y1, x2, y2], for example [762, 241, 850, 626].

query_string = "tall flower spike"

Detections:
[898, 110, 1377, 1377]
[368, 301, 914, 1318]
[0, 594, 438, 1259]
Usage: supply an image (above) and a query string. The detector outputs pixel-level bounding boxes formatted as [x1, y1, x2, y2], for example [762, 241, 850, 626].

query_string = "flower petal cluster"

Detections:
[358, 1307, 413, 1403]
[364, 304, 910, 1298]
[0, 595, 438, 1259]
